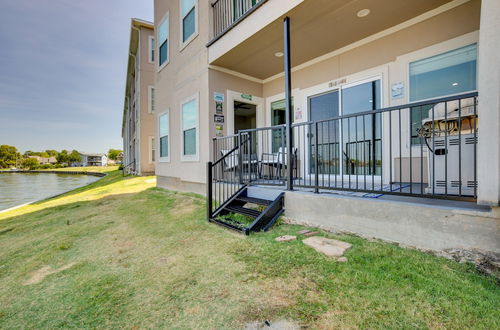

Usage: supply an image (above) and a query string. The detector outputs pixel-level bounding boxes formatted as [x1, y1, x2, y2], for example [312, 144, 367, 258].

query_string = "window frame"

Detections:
[157, 12, 170, 72]
[158, 110, 170, 163]
[407, 43, 478, 145]
[179, 0, 198, 51]
[180, 93, 199, 162]
[148, 85, 155, 114]
[148, 35, 155, 64]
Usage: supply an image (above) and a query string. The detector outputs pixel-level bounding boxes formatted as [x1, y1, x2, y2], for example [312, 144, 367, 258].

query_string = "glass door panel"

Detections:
[341, 80, 382, 176]
[308, 90, 340, 175]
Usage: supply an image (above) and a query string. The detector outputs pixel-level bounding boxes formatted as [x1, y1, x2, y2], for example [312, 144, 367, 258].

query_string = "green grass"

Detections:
[0, 171, 498, 329]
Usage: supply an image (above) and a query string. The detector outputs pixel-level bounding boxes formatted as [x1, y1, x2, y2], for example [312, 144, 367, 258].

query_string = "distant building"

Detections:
[28, 156, 57, 165]
[121, 18, 155, 175]
[76, 153, 108, 167]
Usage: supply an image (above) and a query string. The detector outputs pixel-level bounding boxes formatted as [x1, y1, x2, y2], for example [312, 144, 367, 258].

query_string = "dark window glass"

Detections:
[159, 41, 168, 65]
[183, 8, 195, 42]
[160, 136, 168, 157]
[183, 128, 196, 155]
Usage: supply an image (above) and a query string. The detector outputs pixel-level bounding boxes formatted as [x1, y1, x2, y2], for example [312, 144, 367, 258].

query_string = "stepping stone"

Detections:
[275, 235, 296, 242]
[297, 229, 310, 235]
[304, 231, 320, 237]
[303, 236, 352, 257]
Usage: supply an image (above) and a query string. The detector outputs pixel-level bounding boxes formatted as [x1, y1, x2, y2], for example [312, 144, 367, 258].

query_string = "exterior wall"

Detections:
[477, 0, 500, 206]
[138, 27, 156, 175]
[122, 21, 155, 176]
[154, 0, 211, 187]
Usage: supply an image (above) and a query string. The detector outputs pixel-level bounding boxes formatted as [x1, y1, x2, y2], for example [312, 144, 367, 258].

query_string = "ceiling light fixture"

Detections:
[452, 82, 459, 86]
[357, 9, 370, 18]
[274, 52, 284, 57]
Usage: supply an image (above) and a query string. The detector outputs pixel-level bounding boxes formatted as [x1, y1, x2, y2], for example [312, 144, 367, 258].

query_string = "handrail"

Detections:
[212, 134, 249, 167]
[292, 91, 478, 127]
[122, 160, 135, 177]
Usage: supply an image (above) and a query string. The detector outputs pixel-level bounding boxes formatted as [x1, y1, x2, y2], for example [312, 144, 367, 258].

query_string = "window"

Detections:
[158, 14, 169, 67]
[181, 96, 198, 158]
[148, 36, 155, 63]
[148, 86, 155, 113]
[159, 112, 169, 160]
[409, 44, 477, 144]
[150, 137, 156, 163]
[181, 0, 197, 44]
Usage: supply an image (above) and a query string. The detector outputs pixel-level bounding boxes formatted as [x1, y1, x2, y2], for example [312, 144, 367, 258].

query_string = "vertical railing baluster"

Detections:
[458, 98, 462, 197]
[444, 102, 448, 196]
[315, 122, 319, 193]
[432, 105, 435, 196]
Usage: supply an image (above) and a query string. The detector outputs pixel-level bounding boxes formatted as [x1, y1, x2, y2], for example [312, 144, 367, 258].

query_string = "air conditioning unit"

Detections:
[420, 97, 478, 196]
[425, 133, 477, 196]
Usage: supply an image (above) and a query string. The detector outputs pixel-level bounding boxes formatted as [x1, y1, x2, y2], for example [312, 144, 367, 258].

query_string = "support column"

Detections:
[477, 0, 500, 206]
[284, 16, 293, 191]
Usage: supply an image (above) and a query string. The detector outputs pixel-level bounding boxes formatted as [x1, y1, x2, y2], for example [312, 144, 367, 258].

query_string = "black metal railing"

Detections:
[122, 160, 136, 177]
[209, 0, 267, 45]
[208, 92, 478, 201]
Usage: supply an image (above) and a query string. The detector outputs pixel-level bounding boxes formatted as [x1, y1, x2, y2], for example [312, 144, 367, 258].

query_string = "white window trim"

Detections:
[180, 93, 199, 162]
[179, 0, 199, 51]
[157, 11, 170, 72]
[149, 136, 155, 164]
[148, 35, 155, 64]
[148, 85, 155, 113]
[158, 110, 171, 163]
[397, 31, 479, 148]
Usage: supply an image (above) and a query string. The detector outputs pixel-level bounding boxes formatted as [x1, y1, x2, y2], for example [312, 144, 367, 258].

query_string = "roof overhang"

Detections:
[209, 0, 463, 81]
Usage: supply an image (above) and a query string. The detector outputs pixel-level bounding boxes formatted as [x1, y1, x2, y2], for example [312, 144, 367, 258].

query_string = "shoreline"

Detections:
[0, 171, 108, 214]
[0, 170, 107, 177]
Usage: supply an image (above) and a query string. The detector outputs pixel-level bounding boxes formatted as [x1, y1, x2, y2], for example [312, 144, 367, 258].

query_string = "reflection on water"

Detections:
[0, 173, 100, 211]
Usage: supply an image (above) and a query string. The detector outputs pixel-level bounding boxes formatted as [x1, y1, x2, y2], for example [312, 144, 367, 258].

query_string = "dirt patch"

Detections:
[168, 197, 197, 217]
[24, 262, 76, 285]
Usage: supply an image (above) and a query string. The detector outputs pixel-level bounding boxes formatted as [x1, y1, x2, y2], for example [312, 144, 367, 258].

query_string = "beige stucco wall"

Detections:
[138, 26, 156, 175]
[154, 0, 211, 185]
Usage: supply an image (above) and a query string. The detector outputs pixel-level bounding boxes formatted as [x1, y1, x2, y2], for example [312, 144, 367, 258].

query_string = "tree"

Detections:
[108, 149, 122, 160]
[21, 157, 39, 170]
[0, 145, 19, 168]
[68, 150, 81, 165]
[56, 150, 69, 164]
[45, 150, 58, 157]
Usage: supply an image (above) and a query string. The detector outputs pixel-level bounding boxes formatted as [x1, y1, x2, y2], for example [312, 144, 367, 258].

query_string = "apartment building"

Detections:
[122, 18, 156, 175]
[153, 0, 499, 252]
[77, 153, 108, 167]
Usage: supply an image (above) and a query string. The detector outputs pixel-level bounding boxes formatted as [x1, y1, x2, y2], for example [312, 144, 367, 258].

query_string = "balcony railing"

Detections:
[208, 92, 479, 209]
[209, 0, 267, 45]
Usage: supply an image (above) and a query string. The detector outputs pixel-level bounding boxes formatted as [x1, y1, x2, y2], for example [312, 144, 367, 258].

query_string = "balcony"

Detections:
[209, 0, 268, 46]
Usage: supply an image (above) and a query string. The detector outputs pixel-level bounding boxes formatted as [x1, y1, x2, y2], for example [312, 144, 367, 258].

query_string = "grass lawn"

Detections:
[0, 170, 498, 329]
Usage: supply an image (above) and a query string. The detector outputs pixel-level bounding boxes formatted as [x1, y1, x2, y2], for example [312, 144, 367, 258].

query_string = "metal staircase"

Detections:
[207, 132, 285, 235]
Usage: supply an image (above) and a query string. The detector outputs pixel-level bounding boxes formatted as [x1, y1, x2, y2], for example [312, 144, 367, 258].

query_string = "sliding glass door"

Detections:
[308, 78, 382, 178]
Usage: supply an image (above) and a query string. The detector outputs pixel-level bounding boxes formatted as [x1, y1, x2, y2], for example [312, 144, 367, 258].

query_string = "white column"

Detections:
[477, 0, 500, 206]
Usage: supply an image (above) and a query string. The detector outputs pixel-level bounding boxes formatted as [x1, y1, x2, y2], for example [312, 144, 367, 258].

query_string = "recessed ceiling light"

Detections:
[274, 52, 284, 57]
[357, 9, 370, 18]
[452, 82, 459, 86]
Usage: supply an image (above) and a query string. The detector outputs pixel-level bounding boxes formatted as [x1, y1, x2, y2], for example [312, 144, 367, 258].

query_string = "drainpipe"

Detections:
[284, 16, 293, 191]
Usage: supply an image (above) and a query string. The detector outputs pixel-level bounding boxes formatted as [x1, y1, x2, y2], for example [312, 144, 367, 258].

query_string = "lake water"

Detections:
[0, 173, 100, 211]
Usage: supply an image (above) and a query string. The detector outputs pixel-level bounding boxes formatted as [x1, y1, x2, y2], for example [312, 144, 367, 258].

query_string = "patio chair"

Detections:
[260, 147, 297, 180]
[221, 149, 259, 181]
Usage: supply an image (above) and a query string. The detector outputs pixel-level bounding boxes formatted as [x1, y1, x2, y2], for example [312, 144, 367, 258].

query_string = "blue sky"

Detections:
[0, 0, 153, 153]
